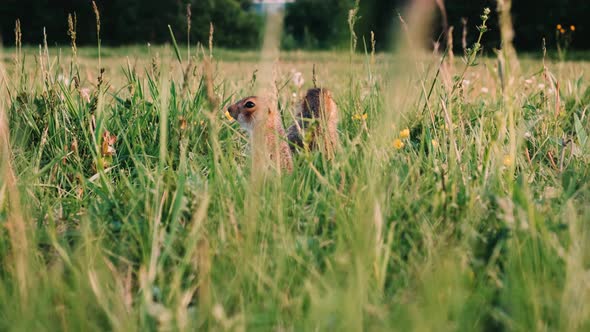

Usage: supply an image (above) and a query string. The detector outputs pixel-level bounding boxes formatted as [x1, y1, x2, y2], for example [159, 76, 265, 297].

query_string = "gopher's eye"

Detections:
[245, 101, 255, 109]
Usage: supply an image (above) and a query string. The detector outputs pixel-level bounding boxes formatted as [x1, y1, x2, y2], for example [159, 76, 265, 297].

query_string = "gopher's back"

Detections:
[287, 88, 339, 159]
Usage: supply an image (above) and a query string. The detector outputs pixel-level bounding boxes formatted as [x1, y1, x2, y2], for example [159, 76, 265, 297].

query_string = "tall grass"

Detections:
[0, 3, 589, 331]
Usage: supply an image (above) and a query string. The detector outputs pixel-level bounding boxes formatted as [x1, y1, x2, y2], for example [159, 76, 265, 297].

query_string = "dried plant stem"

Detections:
[447, 26, 454, 66]
[371, 31, 376, 65]
[435, 0, 449, 44]
[209, 23, 214, 59]
[461, 18, 468, 53]
[14, 20, 22, 69]
[92, 1, 101, 71]
[68, 13, 78, 64]
[186, 4, 192, 61]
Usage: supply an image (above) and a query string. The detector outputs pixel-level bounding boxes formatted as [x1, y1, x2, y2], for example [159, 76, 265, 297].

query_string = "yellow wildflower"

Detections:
[393, 138, 405, 150]
[431, 139, 439, 148]
[399, 128, 410, 139]
[560, 28, 566, 34]
[352, 113, 368, 121]
[224, 110, 235, 122]
[570, 25, 575, 31]
[503, 155, 513, 167]
[556, 24, 562, 30]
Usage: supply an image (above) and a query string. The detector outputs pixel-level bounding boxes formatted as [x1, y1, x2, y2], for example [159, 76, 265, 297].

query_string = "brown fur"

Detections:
[227, 96, 293, 172]
[286, 88, 339, 160]
[227, 88, 339, 172]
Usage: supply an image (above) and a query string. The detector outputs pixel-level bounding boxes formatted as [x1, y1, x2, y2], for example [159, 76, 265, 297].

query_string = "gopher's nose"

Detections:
[226, 105, 238, 120]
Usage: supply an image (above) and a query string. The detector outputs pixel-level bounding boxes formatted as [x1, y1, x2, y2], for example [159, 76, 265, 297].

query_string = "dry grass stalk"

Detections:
[435, 0, 449, 45]
[92, 1, 102, 70]
[461, 18, 468, 53]
[92, 1, 100, 37]
[496, 0, 520, 75]
[347, 1, 359, 54]
[43, 28, 50, 84]
[447, 26, 454, 66]
[439, 26, 454, 93]
[312, 63, 317, 88]
[14, 19, 22, 67]
[181, 60, 193, 96]
[67, 13, 77, 59]
[370, 31, 376, 68]
[440, 98, 461, 164]
[555, 80, 561, 119]
[0, 54, 31, 307]
[186, 4, 192, 60]
[151, 51, 160, 79]
[201, 23, 219, 109]
[209, 22, 214, 59]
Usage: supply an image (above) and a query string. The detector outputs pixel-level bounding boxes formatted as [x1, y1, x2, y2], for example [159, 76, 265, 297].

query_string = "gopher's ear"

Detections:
[268, 107, 271, 114]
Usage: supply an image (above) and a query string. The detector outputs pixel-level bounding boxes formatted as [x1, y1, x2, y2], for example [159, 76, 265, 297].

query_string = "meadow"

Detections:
[1, 12, 590, 331]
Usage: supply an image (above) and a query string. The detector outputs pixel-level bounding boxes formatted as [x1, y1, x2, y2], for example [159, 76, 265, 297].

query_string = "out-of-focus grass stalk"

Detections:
[0, 46, 32, 310]
[496, 0, 520, 76]
[168, 25, 183, 66]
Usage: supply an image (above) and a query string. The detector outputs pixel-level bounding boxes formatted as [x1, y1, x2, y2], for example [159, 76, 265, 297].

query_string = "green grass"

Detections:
[1, 33, 590, 331]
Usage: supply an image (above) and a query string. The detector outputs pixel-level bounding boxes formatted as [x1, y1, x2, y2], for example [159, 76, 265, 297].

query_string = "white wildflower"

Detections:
[292, 71, 304, 89]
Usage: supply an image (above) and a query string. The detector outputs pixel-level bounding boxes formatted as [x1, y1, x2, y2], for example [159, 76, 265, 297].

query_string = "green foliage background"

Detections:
[1, 0, 589, 51]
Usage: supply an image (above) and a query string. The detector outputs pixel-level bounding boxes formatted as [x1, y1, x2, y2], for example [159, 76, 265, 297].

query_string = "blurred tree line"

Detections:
[0, 0, 588, 51]
[283, 0, 589, 51]
[0, 0, 262, 48]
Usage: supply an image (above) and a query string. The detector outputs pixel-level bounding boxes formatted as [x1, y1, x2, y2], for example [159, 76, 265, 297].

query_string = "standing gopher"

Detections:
[226, 88, 339, 172]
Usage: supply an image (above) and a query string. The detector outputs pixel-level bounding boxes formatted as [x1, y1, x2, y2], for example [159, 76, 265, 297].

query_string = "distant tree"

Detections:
[283, 0, 354, 49]
[1, 0, 589, 51]
[356, 0, 399, 51]
[190, 0, 262, 49]
[0, 0, 262, 48]
[1, 0, 95, 46]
